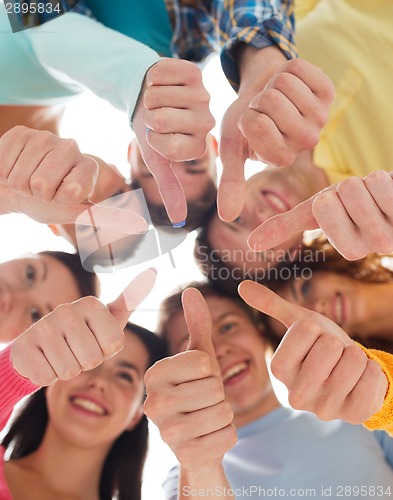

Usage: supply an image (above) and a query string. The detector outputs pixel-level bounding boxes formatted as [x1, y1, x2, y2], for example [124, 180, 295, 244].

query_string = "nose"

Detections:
[241, 200, 271, 231]
[85, 366, 109, 391]
[0, 283, 14, 313]
[212, 336, 232, 360]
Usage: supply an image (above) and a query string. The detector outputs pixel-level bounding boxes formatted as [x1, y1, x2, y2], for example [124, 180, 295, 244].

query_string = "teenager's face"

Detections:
[207, 168, 308, 275]
[46, 331, 148, 450]
[166, 294, 276, 421]
[0, 254, 81, 343]
[129, 135, 217, 205]
[270, 271, 368, 338]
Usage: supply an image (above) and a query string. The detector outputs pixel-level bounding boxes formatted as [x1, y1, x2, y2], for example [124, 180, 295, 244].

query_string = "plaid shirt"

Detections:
[166, 0, 297, 89]
[20, 0, 297, 90]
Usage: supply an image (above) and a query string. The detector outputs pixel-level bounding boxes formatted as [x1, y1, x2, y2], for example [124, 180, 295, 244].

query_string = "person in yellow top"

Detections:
[197, 0, 393, 284]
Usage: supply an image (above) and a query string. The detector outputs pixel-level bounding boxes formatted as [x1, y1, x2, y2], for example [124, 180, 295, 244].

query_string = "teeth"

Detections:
[72, 398, 106, 415]
[265, 192, 287, 212]
[335, 295, 343, 325]
[223, 362, 248, 383]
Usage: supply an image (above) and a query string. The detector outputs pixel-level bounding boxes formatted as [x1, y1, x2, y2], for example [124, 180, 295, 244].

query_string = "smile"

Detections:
[71, 397, 108, 416]
[222, 362, 249, 383]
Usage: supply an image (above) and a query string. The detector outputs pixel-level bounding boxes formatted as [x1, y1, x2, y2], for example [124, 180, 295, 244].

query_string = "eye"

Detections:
[300, 280, 311, 297]
[219, 321, 238, 334]
[30, 307, 42, 323]
[117, 371, 134, 383]
[25, 265, 36, 284]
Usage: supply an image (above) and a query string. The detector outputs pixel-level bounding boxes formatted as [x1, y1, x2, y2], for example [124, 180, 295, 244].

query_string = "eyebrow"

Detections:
[42, 261, 48, 282]
[289, 280, 298, 302]
[118, 360, 142, 376]
[213, 311, 241, 325]
[184, 168, 207, 175]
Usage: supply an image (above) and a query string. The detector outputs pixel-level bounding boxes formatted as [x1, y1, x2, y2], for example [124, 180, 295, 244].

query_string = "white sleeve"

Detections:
[25, 13, 161, 124]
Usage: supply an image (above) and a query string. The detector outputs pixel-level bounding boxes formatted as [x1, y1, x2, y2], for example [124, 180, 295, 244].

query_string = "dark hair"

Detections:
[39, 250, 99, 297]
[2, 323, 167, 500]
[193, 207, 241, 297]
[266, 236, 393, 352]
[131, 179, 217, 232]
[157, 280, 269, 349]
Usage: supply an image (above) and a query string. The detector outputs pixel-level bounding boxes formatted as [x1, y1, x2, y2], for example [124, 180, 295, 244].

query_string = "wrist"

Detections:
[237, 45, 288, 100]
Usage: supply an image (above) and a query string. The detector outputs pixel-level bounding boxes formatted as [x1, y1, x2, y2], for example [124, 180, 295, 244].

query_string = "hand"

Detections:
[248, 170, 393, 260]
[133, 59, 215, 226]
[0, 126, 98, 204]
[11, 268, 157, 387]
[218, 58, 334, 221]
[238, 281, 388, 424]
[0, 126, 147, 233]
[144, 288, 237, 471]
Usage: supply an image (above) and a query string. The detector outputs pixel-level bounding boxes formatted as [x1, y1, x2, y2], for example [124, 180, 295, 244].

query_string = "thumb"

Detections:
[217, 155, 246, 222]
[247, 196, 318, 251]
[182, 288, 215, 357]
[248, 182, 339, 251]
[238, 280, 309, 329]
[108, 268, 157, 328]
[142, 140, 188, 227]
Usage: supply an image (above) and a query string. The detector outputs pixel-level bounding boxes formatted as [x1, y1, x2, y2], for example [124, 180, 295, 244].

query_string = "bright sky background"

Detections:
[0, 55, 288, 498]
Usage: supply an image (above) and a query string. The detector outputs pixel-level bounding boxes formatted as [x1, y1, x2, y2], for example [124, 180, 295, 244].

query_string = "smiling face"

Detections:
[129, 134, 217, 206]
[207, 167, 310, 275]
[165, 294, 279, 426]
[45, 331, 149, 451]
[270, 271, 368, 338]
[0, 254, 81, 343]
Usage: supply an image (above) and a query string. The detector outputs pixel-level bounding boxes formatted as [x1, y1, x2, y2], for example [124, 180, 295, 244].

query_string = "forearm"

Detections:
[237, 44, 287, 99]
[213, 0, 297, 90]
[178, 463, 234, 500]
[26, 13, 160, 124]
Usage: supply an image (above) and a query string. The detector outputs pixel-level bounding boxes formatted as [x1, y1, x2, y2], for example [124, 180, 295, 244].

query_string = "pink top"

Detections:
[0, 344, 39, 498]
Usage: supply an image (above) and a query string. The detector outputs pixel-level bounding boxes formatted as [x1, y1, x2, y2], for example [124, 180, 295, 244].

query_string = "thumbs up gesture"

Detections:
[238, 281, 388, 424]
[11, 268, 157, 387]
[248, 170, 393, 260]
[0, 126, 147, 234]
[144, 288, 237, 472]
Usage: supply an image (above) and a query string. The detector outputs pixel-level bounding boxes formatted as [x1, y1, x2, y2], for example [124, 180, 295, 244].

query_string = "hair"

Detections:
[2, 323, 167, 500]
[131, 179, 217, 232]
[267, 235, 393, 351]
[39, 250, 100, 297]
[156, 280, 274, 350]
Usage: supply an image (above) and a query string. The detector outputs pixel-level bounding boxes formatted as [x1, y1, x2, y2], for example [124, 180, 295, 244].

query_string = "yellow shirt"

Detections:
[295, 0, 393, 183]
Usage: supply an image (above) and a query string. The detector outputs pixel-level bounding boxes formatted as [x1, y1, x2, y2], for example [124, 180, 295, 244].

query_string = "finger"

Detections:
[182, 287, 215, 356]
[144, 85, 197, 110]
[146, 129, 207, 162]
[364, 170, 393, 220]
[7, 143, 49, 194]
[247, 196, 318, 251]
[41, 336, 82, 381]
[146, 58, 203, 87]
[145, 108, 208, 135]
[52, 156, 98, 205]
[311, 190, 364, 260]
[11, 343, 58, 386]
[108, 268, 157, 328]
[63, 320, 105, 371]
[0, 125, 31, 180]
[238, 280, 307, 328]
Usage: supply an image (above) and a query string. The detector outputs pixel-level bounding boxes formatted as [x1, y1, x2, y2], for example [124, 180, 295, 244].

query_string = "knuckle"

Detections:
[62, 365, 81, 380]
[102, 335, 124, 357]
[364, 169, 389, 185]
[143, 87, 157, 109]
[196, 352, 215, 378]
[163, 139, 183, 161]
[150, 109, 169, 132]
[288, 387, 309, 410]
[337, 176, 362, 196]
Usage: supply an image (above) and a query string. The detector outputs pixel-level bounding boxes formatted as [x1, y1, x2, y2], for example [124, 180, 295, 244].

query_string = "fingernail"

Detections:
[172, 219, 186, 228]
